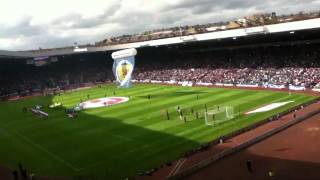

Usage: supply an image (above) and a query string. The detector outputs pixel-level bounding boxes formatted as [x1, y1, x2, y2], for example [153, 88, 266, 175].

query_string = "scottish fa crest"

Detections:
[116, 60, 133, 82]
[111, 48, 137, 88]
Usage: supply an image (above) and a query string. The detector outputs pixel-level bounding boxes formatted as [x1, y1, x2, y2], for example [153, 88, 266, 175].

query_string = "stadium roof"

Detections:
[1, 18, 320, 59]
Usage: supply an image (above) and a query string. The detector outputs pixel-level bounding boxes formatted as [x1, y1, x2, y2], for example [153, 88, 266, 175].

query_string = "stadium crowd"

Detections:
[0, 54, 113, 99]
[1, 44, 320, 100]
[134, 45, 320, 88]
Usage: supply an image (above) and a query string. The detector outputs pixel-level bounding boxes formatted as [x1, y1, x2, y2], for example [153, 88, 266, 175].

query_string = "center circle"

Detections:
[79, 97, 129, 109]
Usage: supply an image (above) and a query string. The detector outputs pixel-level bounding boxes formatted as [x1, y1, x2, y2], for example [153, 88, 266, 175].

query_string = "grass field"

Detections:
[0, 84, 316, 179]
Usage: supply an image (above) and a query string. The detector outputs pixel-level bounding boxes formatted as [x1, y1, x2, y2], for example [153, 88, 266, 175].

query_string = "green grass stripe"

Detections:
[0, 84, 316, 179]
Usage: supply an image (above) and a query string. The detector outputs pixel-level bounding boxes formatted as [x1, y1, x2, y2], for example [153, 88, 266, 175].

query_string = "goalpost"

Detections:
[205, 106, 234, 126]
[226, 106, 234, 119]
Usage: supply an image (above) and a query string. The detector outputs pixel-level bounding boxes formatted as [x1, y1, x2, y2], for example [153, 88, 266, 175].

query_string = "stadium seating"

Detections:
[0, 43, 319, 101]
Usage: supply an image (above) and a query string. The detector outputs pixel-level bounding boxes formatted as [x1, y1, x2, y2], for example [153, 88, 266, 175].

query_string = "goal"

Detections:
[204, 106, 234, 126]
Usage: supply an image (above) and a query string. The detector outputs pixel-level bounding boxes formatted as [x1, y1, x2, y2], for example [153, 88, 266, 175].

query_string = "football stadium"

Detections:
[1, 2, 320, 180]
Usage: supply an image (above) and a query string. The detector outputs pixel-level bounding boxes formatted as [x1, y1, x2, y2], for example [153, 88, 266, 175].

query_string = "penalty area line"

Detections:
[104, 131, 134, 142]
[12, 130, 81, 172]
[81, 144, 151, 171]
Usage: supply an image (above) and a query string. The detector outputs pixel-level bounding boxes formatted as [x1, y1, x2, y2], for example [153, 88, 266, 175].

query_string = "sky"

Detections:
[0, 0, 319, 50]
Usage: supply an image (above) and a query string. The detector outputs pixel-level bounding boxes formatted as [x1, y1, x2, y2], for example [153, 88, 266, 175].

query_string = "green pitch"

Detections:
[0, 84, 315, 179]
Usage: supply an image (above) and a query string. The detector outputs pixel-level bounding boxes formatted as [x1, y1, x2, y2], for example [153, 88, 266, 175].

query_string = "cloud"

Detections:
[0, 0, 319, 50]
[52, 2, 122, 29]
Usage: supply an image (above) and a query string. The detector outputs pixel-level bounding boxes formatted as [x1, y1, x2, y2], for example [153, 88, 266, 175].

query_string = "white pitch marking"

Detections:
[245, 101, 294, 115]
[13, 130, 80, 171]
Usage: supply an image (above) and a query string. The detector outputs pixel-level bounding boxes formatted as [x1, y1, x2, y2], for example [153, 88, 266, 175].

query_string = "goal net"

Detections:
[205, 106, 234, 126]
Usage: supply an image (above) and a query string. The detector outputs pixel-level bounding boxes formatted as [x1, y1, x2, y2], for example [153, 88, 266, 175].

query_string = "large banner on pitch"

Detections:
[111, 48, 137, 88]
